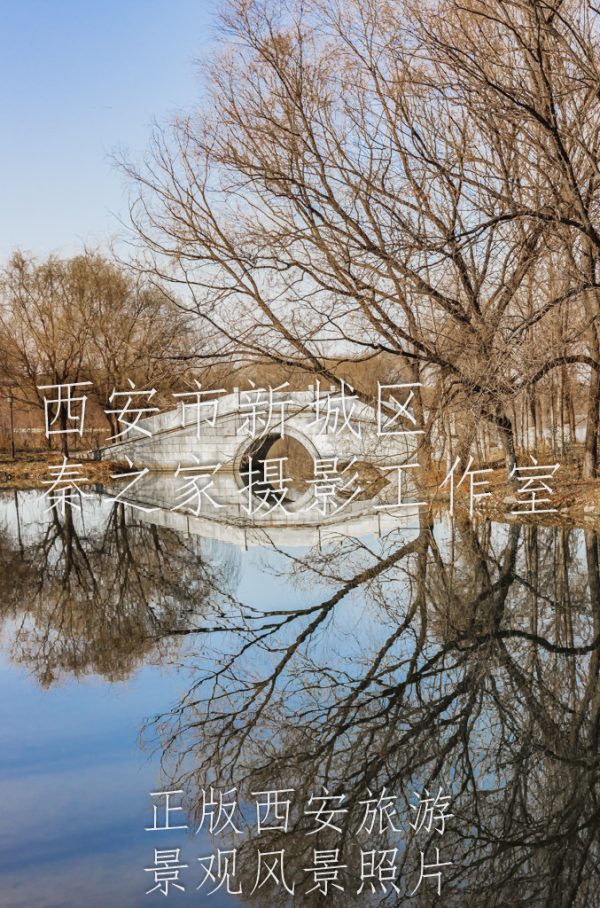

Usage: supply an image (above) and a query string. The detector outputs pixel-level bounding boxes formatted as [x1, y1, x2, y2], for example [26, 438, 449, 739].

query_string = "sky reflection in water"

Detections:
[0, 491, 598, 907]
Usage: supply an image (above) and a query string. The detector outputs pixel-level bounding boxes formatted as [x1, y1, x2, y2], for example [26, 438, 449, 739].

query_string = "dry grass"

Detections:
[3, 449, 600, 530]
[419, 461, 600, 528]
[0, 453, 119, 490]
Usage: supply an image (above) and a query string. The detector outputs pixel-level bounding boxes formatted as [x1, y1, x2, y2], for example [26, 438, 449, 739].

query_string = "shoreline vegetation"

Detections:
[4, 449, 600, 529]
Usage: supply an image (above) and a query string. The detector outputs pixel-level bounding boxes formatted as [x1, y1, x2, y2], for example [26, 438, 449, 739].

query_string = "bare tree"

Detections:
[411, 0, 600, 473]
[0, 252, 94, 453]
[0, 251, 195, 449]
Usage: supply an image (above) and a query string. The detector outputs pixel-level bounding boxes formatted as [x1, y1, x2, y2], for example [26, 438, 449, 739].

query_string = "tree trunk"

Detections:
[492, 408, 516, 474]
[583, 359, 600, 479]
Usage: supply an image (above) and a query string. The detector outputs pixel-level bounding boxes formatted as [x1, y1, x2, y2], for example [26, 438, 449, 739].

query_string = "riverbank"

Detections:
[3, 452, 600, 529]
[428, 466, 600, 528]
[0, 453, 117, 490]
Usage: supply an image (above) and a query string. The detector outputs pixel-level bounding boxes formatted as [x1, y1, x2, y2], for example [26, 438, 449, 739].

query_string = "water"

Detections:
[0, 490, 598, 906]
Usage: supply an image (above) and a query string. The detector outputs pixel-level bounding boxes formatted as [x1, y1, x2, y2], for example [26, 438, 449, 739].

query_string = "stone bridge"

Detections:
[93, 386, 422, 532]
[93, 386, 416, 471]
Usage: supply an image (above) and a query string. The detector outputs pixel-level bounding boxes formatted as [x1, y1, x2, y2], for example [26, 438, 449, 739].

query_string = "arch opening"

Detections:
[238, 433, 314, 505]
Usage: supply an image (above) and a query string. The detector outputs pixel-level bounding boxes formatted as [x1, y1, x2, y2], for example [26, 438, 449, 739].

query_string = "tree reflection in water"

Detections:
[146, 516, 600, 907]
[1, 494, 599, 905]
[0, 494, 239, 684]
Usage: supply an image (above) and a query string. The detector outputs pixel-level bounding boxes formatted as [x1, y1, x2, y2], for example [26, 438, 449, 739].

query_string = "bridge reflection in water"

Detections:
[101, 467, 423, 549]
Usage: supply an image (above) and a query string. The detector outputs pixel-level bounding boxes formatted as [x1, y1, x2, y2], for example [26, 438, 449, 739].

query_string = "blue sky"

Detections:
[0, 0, 219, 260]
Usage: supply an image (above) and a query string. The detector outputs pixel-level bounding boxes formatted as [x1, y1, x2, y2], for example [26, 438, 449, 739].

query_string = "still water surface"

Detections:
[0, 490, 598, 907]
